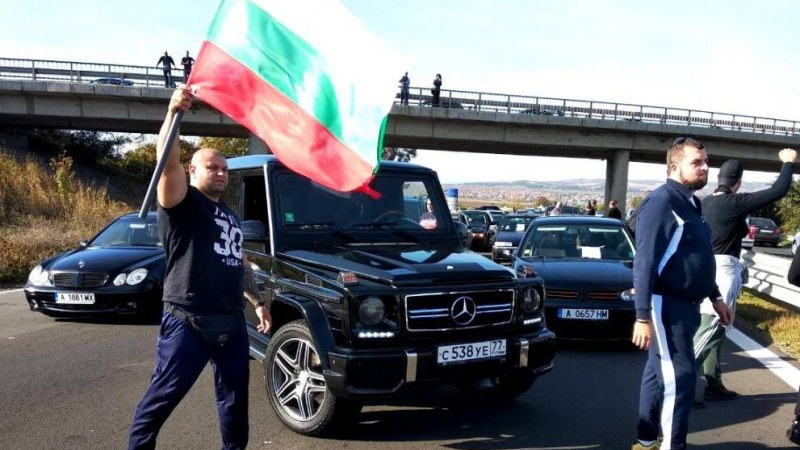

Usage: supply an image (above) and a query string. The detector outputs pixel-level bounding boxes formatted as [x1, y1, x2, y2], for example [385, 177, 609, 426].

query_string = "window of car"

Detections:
[499, 216, 535, 232]
[462, 211, 488, 225]
[519, 224, 634, 260]
[92, 216, 160, 247]
[748, 217, 777, 227]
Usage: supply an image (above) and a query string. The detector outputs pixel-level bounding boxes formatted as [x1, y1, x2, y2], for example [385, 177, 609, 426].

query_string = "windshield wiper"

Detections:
[284, 222, 358, 243]
[350, 222, 420, 242]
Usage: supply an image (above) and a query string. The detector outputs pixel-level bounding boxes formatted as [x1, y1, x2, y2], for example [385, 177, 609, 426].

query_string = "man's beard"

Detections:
[687, 175, 708, 191]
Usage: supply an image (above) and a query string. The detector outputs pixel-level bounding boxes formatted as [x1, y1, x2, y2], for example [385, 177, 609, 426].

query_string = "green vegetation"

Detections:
[777, 180, 800, 235]
[0, 150, 133, 284]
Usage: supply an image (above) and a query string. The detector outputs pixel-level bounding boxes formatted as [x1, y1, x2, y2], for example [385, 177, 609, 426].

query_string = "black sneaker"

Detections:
[788, 420, 800, 445]
[704, 385, 738, 401]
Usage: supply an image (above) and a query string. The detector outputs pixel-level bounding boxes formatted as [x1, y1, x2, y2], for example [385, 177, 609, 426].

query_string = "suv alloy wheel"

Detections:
[264, 320, 361, 435]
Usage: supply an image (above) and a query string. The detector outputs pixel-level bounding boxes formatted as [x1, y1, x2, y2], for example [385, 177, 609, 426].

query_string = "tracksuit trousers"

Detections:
[637, 294, 701, 450]
[128, 309, 250, 450]
[694, 255, 742, 389]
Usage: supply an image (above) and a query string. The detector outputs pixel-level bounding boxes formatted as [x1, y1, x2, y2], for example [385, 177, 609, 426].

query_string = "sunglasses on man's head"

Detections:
[673, 136, 704, 149]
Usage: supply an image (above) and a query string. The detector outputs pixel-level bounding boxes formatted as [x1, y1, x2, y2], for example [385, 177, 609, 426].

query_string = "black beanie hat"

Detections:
[718, 160, 743, 187]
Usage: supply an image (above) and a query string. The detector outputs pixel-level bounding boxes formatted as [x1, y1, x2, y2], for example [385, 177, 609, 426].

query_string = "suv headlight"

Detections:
[620, 288, 634, 302]
[522, 287, 542, 313]
[358, 296, 385, 326]
[28, 265, 52, 287]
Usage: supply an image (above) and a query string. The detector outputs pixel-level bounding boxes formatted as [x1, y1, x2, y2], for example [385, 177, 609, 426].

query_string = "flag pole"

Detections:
[138, 109, 185, 219]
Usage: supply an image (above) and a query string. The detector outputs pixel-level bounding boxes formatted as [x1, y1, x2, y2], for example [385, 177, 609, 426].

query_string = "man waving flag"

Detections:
[189, 0, 402, 192]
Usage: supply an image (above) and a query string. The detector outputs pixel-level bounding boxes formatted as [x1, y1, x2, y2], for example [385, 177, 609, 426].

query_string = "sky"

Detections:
[1, 0, 798, 185]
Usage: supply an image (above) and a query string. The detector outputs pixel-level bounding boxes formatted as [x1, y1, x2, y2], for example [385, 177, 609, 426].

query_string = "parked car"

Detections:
[512, 216, 636, 340]
[792, 230, 800, 254]
[476, 205, 502, 211]
[486, 209, 506, 233]
[747, 217, 783, 246]
[90, 77, 134, 86]
[24, 212, 164, 317]
[225, 155, 554, 435]
[451, 211, 474, 249]
[520, 107, 565, 116]
[462, 209, 497, 251]
[545, 205, 583, 216]
[491, 214, 537, 263]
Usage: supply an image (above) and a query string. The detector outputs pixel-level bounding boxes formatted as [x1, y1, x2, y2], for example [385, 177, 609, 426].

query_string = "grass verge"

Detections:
[737, 289, 800, 359]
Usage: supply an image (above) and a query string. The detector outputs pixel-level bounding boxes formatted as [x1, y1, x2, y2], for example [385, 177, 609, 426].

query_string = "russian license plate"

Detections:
[558, 308, 609, 320]
[437, 339, 506, 365]
[55, 292, 95, 304]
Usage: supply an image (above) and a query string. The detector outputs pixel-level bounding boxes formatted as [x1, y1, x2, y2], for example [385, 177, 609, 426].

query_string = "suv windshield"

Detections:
[519, 224, 634, 260]
[275, 171, 448, 235]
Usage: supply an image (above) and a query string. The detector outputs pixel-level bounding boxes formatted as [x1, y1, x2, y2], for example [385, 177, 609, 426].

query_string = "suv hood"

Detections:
[280, 245, 514, 285]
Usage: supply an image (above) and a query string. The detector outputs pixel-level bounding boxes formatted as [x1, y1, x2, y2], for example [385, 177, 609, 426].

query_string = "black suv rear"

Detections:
[224, 155, 554, 435]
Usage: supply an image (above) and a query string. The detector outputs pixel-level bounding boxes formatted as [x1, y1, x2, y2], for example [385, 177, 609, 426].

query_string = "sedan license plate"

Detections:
[437, 339, 506, 365]
[558, 308, 609, 320]
[760, 230, 773, 234]
[55, 292, 95, 304]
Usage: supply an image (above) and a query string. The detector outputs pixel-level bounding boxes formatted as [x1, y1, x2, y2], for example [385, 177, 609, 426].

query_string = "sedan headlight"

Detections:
[495, 241, 513, 247]
[358, 296, 385, 326]
[126, 268, 149, 285]
[522, 287, 542, 313]
[620, 288, 635, 302]
[28, 265, 52, 286]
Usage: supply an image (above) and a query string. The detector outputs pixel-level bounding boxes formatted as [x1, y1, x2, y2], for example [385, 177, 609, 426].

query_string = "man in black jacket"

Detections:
[693, 148, 796, 406]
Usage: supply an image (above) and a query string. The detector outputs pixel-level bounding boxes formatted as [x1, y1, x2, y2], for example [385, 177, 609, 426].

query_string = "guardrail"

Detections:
[3, 57, 800, 136]
[742, 251, 800, 308]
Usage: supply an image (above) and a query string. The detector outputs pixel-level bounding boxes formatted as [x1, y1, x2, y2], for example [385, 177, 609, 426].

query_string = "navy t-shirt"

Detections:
[158, 186, 245, 311]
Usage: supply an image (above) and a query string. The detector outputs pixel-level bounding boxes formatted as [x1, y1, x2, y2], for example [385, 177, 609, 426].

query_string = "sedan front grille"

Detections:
[405, 289, 514, 331]
[52, 271, 109, 288]
[547, 289, 620, 301]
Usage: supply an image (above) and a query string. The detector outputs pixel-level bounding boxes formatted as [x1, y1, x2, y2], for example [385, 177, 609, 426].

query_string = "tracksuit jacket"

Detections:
[632, 178, 721, 450]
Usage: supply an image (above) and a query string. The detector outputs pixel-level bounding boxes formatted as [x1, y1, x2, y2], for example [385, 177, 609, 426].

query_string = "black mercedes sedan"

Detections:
[24, 212, 165, 317]
[512, 216, 636, 340]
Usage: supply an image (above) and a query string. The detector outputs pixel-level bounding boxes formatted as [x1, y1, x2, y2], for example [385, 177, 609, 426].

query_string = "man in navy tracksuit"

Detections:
[630, 137, 732, 450]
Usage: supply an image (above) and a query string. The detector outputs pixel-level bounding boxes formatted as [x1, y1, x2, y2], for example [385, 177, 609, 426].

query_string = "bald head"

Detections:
[189, 148, 228, 200]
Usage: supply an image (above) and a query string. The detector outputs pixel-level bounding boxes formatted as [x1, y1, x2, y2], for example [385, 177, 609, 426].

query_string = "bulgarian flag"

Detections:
[189, 0, 401, 192]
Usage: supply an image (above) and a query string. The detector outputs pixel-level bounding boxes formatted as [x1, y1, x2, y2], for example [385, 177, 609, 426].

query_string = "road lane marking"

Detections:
[0, 289, 23, 295]
[729, 327, 800, 390]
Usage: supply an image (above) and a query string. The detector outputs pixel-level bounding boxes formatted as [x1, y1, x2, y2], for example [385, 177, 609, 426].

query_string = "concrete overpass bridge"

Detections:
[2, 57, 799, 207]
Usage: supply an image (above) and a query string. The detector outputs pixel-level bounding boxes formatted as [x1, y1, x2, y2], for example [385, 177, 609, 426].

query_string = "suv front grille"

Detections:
[405, 289, 514, 331]
[52, 271, 108, 288]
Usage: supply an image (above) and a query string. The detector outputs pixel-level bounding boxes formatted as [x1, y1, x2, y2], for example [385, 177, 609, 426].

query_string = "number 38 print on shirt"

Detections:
[213, 206, 243, 267]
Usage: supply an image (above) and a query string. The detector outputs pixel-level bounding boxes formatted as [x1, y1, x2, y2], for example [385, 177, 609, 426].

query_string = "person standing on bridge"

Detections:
[128, 86, 271, 450]
[156, 51, 176, 87]
[181, 51, 195, 81]
[399, 71, 410, 105]
[432, 73, 442, 106]
[630, 137, 731, 450]
[692, 148, 796, 406]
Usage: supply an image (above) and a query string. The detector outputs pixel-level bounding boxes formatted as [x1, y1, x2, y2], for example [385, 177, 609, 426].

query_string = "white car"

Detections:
[792, 230, 800, 254]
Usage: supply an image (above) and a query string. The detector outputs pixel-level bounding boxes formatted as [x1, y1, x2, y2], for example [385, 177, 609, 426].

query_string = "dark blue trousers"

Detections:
[637, 295, 700, 450]
[128, 309, 250, 450]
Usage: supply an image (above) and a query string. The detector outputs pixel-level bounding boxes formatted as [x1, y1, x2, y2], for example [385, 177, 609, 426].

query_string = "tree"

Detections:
[630, 195, 645, 209]
[198, 137, 251, 157]
[382, 147, 417, 162]
[27, 129, 129, 164]
[117, 139, 198, 180]
[777, 180, 800, 233]
[532, 195, 551, 207]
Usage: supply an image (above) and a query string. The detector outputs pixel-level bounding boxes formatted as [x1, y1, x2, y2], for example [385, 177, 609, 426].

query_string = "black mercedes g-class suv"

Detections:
[224, 155, 555, 436]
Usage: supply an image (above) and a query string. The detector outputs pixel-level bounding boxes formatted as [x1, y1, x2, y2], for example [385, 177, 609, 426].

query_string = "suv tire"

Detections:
[456, 368, 537, 402]
[264, 320, 361, 436]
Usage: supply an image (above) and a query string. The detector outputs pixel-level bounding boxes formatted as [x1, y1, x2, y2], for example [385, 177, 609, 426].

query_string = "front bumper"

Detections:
[544, 301, 635, 340]
[24, 286, 162, 316]
[324, 328, 555, 398]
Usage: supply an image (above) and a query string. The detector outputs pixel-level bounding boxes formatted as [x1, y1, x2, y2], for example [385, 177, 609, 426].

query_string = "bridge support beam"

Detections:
[248, 134, 269, 155]
[604, 149, 630, 216]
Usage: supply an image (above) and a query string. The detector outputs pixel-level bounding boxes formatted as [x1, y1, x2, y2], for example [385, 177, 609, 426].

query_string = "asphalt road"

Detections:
[754, 245, 793, 259]
[2, 288, 799, 450]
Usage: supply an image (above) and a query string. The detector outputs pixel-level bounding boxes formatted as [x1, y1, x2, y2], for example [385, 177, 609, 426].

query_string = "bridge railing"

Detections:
[2, 56, 800, 136]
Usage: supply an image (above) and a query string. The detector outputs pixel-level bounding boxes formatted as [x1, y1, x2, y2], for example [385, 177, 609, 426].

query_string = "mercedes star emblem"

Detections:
[450, 296, 477, 326]
[78, 259, 85, 269]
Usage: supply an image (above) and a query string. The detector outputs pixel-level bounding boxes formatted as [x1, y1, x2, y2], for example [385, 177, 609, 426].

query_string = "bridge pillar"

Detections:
[604, 149, 630, 216]
[248, 134, 269, 155]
